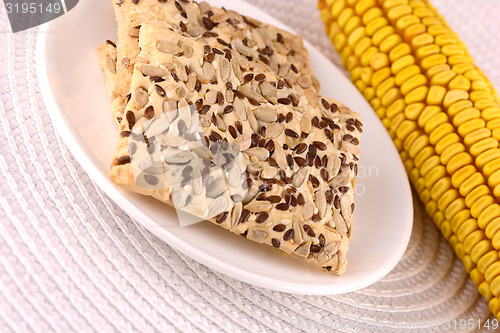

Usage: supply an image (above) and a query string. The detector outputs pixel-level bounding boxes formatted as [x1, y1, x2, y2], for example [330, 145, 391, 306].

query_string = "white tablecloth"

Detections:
[1, 0, 499, 332]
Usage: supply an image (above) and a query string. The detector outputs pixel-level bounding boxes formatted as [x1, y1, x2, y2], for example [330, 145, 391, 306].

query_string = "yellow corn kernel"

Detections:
[490, 298, 500, 317]
[395, 14, 420, 31]
[442, 44, 465, 57]
[486, 218, 500, 240]
[396, 120, 417, 140]
[492, 275, 500, 297]
[338, 7, 354, 28]
[427, 117, 451, 140]
[345, 16, 362, 36]
[354, 37, 373, 57]
[427, 85, 447, 105]
[471, 138, 499, 157]
[480, 281, 494, 301]
[387, 5, 412, 21]
[421, 54, 447, 71]
[471, 268, 485, 286]
[379, 34, 402, 53]
[413, 141, 433, 164]
[330, 0, 347, 19]
[370, 52, 390, 70]
[452, 108, 480, 127]
[365, 17, 388, 36]
[376, 77, 395, 97]
[441, 220, 454, 240]
[428, 176, 450, 200]
[347, 26, 366, 47]
[334, 33, 347, 50]
[430, 69, 456, 86]
[435, 34, 458, 46]
[457, 218, 478, 243]
[415, 44, 440, 61]
[471, 195, 495, 219]
[411, 33, 434, 48]
[459, 173, 486, 197]
[386, 98, 406, 118]
[372, 67, 392, 87]
[418, 105, 440, 127]
[451, 165, 475, 189]
[389, 42, 412, 62]
[464, 128, 491, 147]
[360, 46, 378, 66]
[478, 149, 500, 171]
[446, 197, 466, 221]
[448, 75, 471, 91]
[448, 100, 473, 117]
[451, 210, 471, 233]
[440, 142, 465, 165]
[465, 185, 489, 208]
[372, 26, 395, 46]
[403, 23, 426, 42]
[483, 107, 500, 121]
[479, 250, 499, 274]
[382, 0, 410, 10]
[464, 229, 486, 254]
[413, 6, 434, 18]
[448, 54, 470, 66]
[391, 54, 415, 74]
[478, 204, 500, 230]
[354, 0, 376, 16]
[453, 63, 475, 75]
[427, 25, 448, 36]
[403, 130, 421, 151]
[381, 87, 401, 106]
[424, 165, 446, 189]
[443, 89, 469, 108]
[447, 152, 473, 175]
[404, 102, 425, 120]
[435, 133, 460, 155]
[400, 74, 428, 95]
[457, 118, 485, 138]
[404, 86, 428, 104]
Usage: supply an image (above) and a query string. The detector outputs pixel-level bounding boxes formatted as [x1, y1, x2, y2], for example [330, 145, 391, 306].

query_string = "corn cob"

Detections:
[319, 0, 500, 317]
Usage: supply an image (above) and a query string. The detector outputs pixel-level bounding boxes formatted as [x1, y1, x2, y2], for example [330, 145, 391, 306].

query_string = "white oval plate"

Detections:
[36, 0, 413, 294]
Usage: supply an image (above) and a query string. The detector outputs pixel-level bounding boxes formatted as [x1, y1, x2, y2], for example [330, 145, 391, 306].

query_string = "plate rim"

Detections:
[35, 0, 413, 294]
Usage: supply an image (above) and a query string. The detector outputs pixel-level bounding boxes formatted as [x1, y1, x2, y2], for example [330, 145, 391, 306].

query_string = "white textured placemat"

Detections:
[0, 0, 499, 332]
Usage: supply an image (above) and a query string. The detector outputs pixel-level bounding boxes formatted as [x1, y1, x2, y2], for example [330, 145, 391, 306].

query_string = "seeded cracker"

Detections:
[109, 0, 319, 122]
[109, 22, 362, 274]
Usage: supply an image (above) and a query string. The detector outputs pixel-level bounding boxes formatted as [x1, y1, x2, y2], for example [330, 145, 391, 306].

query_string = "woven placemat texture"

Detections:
[0, 0, 499, 332]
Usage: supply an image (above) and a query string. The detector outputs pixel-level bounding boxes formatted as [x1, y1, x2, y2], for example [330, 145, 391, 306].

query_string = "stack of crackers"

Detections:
[97, 0, 362, 275]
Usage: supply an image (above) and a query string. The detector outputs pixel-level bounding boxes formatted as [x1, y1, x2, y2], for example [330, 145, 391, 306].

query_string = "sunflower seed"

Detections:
[247, 228, 268, 243]
[245, 200, 272, 212]
[208, 196, 228, 218]
[206, 178, 227, 198]
[340, 195, 352, 219]
[233, 97, 247, 121]
[157, 40, 183, 55]
[244, 148, 269, 161]
[315, 188, 327, 218]
[265, 123, 283, 139]
[231, 202, 243, 229]
[297, 75, 313, 89]
[138, 64, 167, 78]
[259, 81, 277, 104]
[327, 155, 341, 178]
[238, 85, 266, 103]
[318, 242, 340, 264]
[179, 41, 194, 58]
[294, 240, 311, 258]
[133, 88, 149, 109]
[253, 107, 277, 123]
[292, 167, 308, 188]
[145, 116, 170, 137]
[333, 209, 347, 235]
[164, 150, 192, 165]
[199, 61, 216, 83]
[172, 188, 188, 208]
[106, 56, 116, 74]
[234, 134, 252, 151]
[261, 166, 278, 179]
[186, 72, 197, 91]
[233, 38, 252, 57]
[303, 89, 317, 108]
[220, 57, 231, 81]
